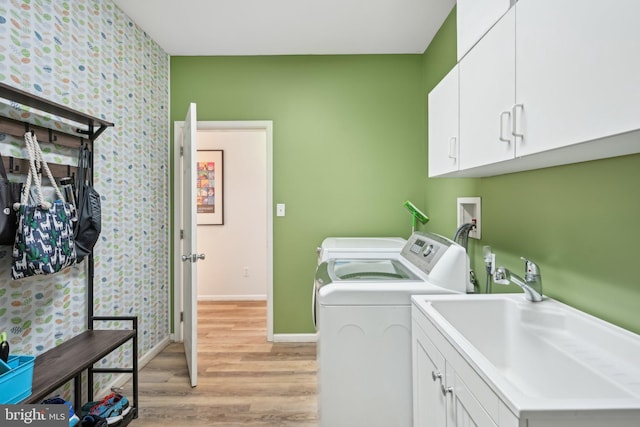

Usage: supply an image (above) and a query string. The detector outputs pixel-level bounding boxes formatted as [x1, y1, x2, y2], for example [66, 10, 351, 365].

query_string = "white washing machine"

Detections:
[314, 232, 469, 427]
[317, 236, 407, 263]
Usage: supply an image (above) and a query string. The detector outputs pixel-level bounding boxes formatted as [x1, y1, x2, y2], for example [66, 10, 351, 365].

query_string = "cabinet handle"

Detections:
[511, 104, 524, 139]
[431, 371, 443, 382]
[441, 384, 453, 396]
[499, 111, 511, 142]
[448, 137, 457, 160]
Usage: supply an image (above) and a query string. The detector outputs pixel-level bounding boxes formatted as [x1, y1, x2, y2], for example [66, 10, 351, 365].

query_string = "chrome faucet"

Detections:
[493, 257, 543, 302]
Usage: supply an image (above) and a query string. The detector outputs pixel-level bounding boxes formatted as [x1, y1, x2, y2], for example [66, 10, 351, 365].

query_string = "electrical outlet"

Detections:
[276, 203, 286, 217]
[457, 197, 481, 239]
[242, 267, 249, 277]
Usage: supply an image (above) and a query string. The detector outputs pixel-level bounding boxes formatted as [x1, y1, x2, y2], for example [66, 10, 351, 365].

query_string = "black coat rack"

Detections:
[0, 82, 138, 424]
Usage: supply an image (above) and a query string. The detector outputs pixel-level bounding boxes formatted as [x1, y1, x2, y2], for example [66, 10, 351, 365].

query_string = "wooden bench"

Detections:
[22, 316, 138, 425]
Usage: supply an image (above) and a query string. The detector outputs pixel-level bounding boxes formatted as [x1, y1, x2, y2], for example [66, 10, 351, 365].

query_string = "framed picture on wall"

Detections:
[196, 149, 224, 225]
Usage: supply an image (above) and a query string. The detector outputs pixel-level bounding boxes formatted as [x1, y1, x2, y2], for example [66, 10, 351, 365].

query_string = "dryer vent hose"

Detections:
[453, 222, 476, 253]
[454, 222, 479, 293]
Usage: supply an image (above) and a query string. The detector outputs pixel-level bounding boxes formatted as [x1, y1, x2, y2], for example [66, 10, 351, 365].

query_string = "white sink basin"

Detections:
[413, 294, 640, 411]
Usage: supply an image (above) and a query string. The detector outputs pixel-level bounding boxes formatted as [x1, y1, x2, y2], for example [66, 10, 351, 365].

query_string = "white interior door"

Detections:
[181, 102, 201, 387]
[173, 121, 274, 344]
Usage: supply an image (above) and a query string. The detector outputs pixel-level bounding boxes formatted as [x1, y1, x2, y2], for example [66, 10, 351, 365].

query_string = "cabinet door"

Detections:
[413, 323, 447, 427]
[459, 7, 516, 170]
[457, 0, 512, 60]
[451, 372, 498, 427]
[515, 0, 640, 157]
[428, 65, 459, 177]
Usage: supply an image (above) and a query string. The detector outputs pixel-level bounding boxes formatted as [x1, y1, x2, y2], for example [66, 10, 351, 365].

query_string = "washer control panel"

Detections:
[408, 239, 426, 254]
[402, 232, 452, 275]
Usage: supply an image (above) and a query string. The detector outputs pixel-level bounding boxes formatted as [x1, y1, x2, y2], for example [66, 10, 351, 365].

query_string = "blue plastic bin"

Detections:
[0, 355, 35, 404]
[0, 358, 9, 375]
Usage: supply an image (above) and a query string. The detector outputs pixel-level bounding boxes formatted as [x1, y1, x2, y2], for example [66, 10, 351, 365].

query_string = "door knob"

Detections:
[182, 254, 206, 263]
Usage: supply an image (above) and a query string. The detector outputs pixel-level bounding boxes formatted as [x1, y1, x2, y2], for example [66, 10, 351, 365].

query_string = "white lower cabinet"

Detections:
[412, 321, 447, 426]
[412, 310, 518, 427]
[450, 372, 498, 427]
[412, 296, 640, 427]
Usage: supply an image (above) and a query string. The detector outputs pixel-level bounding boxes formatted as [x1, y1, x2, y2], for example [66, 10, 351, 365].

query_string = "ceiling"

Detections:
[111, 0, 456, 56]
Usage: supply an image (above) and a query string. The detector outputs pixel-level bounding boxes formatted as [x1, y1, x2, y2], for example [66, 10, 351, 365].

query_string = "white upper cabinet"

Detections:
[459, 8, 516, 170]
[428, 65, 459, 177]
[428, 0, 640, 177]
[457, 0, 512, 60]
[515, 0, 640, 157]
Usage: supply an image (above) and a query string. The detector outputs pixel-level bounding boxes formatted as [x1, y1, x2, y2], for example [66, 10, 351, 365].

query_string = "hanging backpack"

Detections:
[74, 144, 101, 262]
[0, 153, 23, 245]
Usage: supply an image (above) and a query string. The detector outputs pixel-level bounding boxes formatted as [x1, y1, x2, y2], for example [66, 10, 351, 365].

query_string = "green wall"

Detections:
[423, 8, 640, 334]
[171, 7, 640, 336]
[171, 55, 426, 333]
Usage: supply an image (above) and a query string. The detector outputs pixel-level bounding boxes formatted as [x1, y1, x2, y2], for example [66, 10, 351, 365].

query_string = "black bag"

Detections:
[0, 153, 23, 245]
[74, 145, 101, 262]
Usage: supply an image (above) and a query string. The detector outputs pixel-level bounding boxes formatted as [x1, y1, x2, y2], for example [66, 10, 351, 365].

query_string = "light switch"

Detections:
[276, 203, 286, 217]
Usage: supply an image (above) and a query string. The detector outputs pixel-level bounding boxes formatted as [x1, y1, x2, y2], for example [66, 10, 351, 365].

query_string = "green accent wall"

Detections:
[171, 55, 426, 333]
[423, 8, 640, 335]
[171, 6, 640, 336]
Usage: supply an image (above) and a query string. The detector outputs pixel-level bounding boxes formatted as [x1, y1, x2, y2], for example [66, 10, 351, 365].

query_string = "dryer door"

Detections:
[312, 262, 331, 331]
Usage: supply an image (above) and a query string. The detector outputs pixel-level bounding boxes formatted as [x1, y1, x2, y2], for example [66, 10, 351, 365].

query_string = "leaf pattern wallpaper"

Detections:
[0, 0, 170, 396]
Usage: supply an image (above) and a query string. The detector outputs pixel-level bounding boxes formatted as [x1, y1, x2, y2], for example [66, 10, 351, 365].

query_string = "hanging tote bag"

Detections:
[74, 144, 101, 262]
[0, 153, 23, 245]
[11, 132, 77, 280]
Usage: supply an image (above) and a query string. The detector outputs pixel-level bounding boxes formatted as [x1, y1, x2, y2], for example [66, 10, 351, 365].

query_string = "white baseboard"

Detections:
[198, 294, 267, 301]
[139, 336, 171, 367]
[95, 336, 171, 398]
[272, 333, 317, 343]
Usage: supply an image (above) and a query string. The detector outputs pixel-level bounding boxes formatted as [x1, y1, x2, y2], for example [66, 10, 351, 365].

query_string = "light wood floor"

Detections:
[126, 301, 318, 426]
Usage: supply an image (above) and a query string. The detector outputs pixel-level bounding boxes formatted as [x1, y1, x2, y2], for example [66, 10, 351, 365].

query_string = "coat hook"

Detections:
[49, 128, 58, 143]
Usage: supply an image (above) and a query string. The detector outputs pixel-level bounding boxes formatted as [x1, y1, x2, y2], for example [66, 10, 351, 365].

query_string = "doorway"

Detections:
[174, 121, 274, 342]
